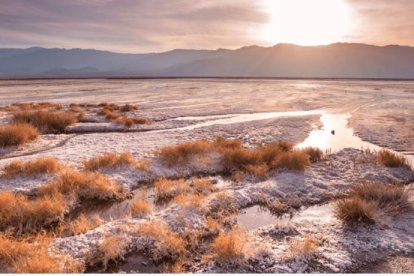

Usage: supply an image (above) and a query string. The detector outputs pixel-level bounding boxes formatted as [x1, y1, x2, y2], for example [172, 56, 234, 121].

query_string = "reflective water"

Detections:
[236, 205, 278, 230]
[296, 113, 381, 152]
[167, 110, 323, 131]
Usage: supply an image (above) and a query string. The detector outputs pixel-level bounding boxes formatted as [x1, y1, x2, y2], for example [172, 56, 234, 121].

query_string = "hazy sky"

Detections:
[1, 0, 413, 53]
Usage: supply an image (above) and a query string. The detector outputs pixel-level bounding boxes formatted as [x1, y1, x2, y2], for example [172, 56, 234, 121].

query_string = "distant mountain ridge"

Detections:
[1, 43, 414, 79]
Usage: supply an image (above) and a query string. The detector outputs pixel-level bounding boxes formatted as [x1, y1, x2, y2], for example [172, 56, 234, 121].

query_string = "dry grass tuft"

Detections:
[38, 170, 123, 201]
[83, 152, 134, 171]
[158, 139, 212, 166]
[288, 235, 319, 258]
[210, 228, 247, 264]
[134, 159, 152, 171]
[0, 234, 84, 273]
[0, 191, 67, 234]
[378, 149, 411, 168]
[154, 178, 189, 202]
[12, 110, 77, 133]
[129, 191, 152, 217]
[2, 157, 61, 177]
[335, 197, 378, 225]
[302, 147, 324, 162]
[136, 221, 186, 259]
[120, 104, 138, 112]
[62, 214, 103, 236]
[0, 123, 39, 147]
[334, 182, 411, 225]
[95, 235, 128, 270]
[193, 178, 216, 195]
[173, 194, 206, 211]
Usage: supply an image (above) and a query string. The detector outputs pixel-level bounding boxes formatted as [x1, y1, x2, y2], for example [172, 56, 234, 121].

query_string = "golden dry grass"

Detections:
[12, 110, 77, 133]
[38, 170, 123, 201]
[378, 149, 411, 168]
[288, 235, 319, 258]
[335, 182, 411, 225]
[135, 221, 186, 259]
[120, 104, 138, 112]
[83, 152, 135, 171]
[335, 197, 378, 225]
[2, 157, 61, 177]
[210, 228, 247, 264]
[173, 194, 206, 211]
[134, 159, 152, 171]
[154, 178, 189, 202]
[95, 235, 128, 270]
[0, 123, 39, 147]
[0, 191, 67, 234]
[115, 116, 149, 127]
[193, 178, 216, 195]
[302, 147, 324, 162]
[158, 139, 212, 166]
[61, 214, 103, 236]
[0, 234, 84, 273]
[129, 192, 152, 217]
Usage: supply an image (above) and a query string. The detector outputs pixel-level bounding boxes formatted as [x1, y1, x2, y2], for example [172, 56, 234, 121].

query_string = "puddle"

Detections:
[106, 253, 162, 273]
[164, 109, 323, 132]
[78, 188, 156, 222]
[238, 203, 334, 230]
[237, 205, 279, 230]
[296, 113, 381, 152]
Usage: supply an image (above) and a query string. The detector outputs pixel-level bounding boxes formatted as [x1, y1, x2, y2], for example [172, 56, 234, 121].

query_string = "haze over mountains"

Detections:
[1, 43, 414, 79]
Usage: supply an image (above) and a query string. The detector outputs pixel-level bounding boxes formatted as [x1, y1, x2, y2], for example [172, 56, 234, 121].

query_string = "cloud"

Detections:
[0, 0, 413, 52]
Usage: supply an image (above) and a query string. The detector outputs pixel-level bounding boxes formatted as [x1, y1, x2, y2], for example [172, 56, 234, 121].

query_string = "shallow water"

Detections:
[296, 113, 382, 152]
[237, 205, 279, 230]
[167, 110, 323, 131]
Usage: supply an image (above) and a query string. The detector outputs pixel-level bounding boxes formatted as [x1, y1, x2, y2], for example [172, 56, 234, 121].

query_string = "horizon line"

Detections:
[2, 42, 414, 55]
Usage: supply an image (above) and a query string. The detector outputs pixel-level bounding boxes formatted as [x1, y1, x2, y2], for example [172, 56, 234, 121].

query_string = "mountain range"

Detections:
[1, 43, 414, 79]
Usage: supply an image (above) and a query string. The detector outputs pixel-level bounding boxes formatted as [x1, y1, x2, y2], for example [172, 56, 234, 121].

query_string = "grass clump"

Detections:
[135, 221, 186, 260]
[0, 234, 84, 273]
[83, 152, 134, 171]
[2, 157, 61, 177]
[12, 110, 77, 133]
[210, 228, 247, 264]
[120, 104, 138, 112]
[288, 235, 319, 259]
[0, 123, 39, 147]
[154, 178, 189, 202]
[38, 170, 123, 201]
[93, 235, 128, 271]
[158, 139, 212, 166]
[129, 191, 152, 217]
[334, 182, 411, 225]
[0, 191, 67, 234]
[59, 214, 103, 236]
[378, 149, 411, 168]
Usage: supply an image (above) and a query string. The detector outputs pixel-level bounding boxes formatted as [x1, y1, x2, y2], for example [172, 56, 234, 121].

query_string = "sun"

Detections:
[261, 0, 353, 46]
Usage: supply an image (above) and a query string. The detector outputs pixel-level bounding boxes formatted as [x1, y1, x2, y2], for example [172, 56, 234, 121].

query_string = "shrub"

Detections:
[2, 157, 61, 177]
[0, 123, 39, 147]
[83, 152, 134, 171]
[38, 170, 123, 201]
[12, 110, 77, 133]
[158, 140, 211, 166]
[378, 149, 411, 168]
[0, 191, 67, 233]
[210, 228, 247, 264]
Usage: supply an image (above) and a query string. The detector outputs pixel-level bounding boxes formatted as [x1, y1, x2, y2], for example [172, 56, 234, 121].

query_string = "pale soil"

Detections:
[0, 79, 413, 273]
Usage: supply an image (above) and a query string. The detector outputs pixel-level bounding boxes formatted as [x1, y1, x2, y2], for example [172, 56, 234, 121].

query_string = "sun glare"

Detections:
[261, 0, 353, 46]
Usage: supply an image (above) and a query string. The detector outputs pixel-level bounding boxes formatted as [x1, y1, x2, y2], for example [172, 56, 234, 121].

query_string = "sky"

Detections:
[1, 0, 414, 53]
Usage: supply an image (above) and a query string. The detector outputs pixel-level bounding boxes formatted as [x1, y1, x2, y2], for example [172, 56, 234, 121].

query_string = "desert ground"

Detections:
[0, 78, 413, 273]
